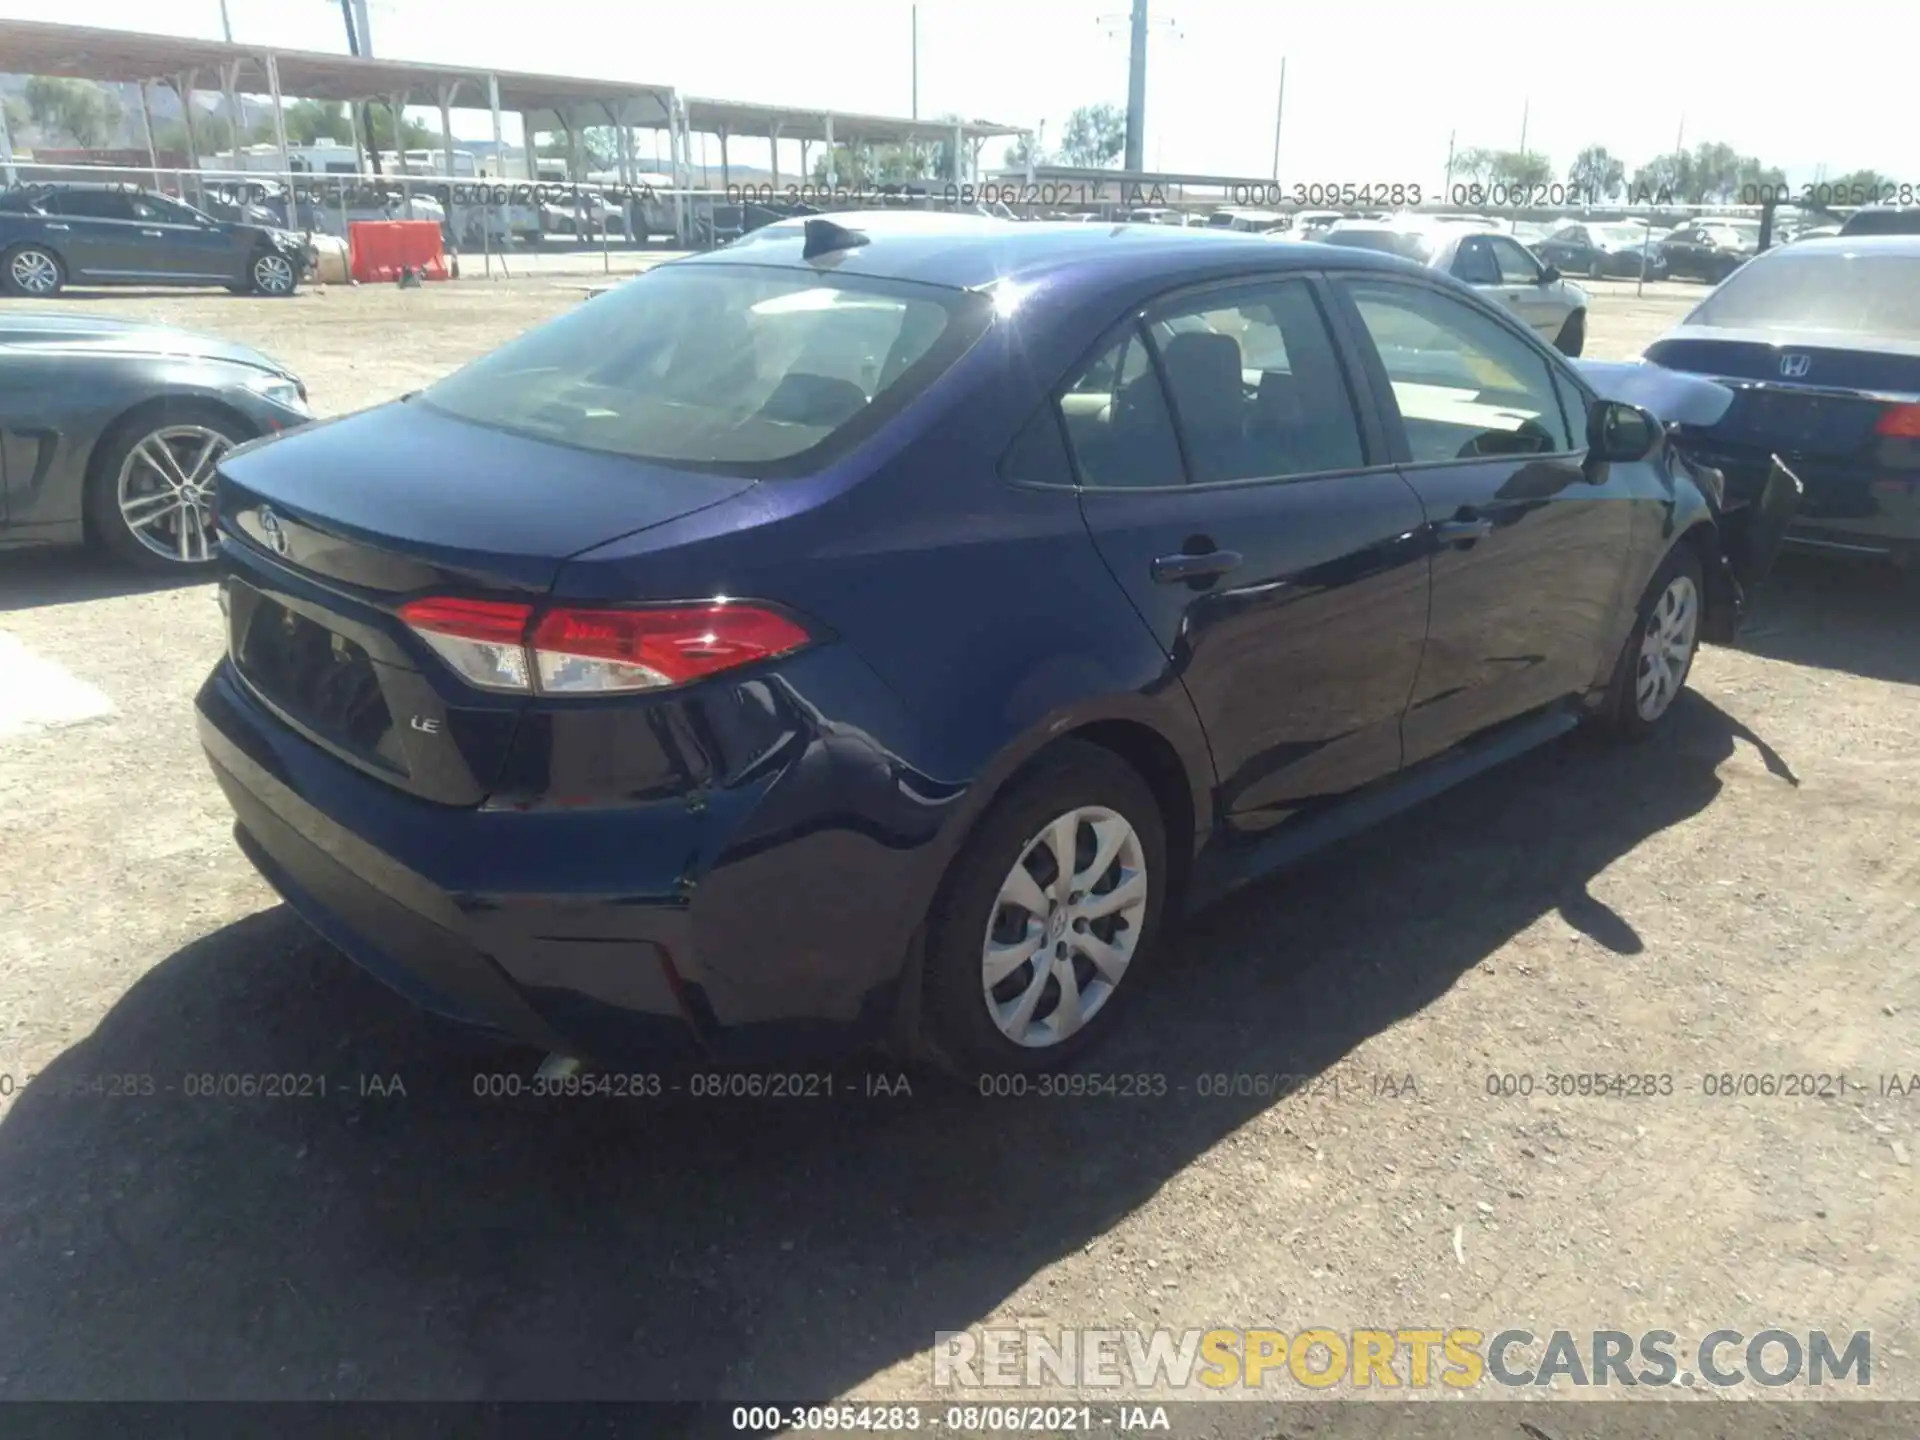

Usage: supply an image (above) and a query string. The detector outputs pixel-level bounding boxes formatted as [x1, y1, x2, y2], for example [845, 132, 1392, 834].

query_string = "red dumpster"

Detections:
[348, 220, 449, 284]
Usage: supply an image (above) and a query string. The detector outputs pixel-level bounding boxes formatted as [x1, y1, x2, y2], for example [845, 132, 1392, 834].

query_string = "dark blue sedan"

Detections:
[196, 214, 1797, 1077]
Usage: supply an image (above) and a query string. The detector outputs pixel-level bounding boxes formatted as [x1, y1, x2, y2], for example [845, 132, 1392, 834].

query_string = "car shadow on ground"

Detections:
[1738, 553, 1920, 688]
[0, 547, 208, 614]
[0, 693, 1779, 1400]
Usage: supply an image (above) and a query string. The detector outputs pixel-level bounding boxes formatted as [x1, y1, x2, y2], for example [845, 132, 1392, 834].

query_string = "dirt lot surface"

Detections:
[0, 273, 1916, 1418]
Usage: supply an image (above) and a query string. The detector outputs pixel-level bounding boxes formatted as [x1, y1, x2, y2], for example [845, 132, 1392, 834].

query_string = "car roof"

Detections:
[677, 211, 1413, 291]
[1766, 234, 1920, 257]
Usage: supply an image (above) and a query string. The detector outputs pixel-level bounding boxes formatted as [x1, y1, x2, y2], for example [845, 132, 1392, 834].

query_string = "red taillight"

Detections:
[530, 604, 813, 694]
[1875, 403, 1920, 438]
[399, 597, 811, 696]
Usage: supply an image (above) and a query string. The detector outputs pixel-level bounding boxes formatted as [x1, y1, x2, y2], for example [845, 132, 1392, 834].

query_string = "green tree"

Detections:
[1489, 150, 1553, 187]
[24, 75, 123, 149]
[282, 100, 352, 146]
[1058, 103, 1125, 168]
[1630, 151, 1692, 201]
[1567, 144, 1626, 200]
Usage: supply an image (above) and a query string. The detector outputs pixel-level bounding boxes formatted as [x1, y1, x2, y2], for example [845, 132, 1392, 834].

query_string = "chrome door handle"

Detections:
[43, 222, 69, 231]
[1432, 517, 1495, 543]
[1151, 549, 1243, 584]
[139, 228, 165, 237]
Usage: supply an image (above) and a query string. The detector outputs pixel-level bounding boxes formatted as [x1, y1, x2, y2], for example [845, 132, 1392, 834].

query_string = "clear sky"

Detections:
[3, 0, 1909, 187]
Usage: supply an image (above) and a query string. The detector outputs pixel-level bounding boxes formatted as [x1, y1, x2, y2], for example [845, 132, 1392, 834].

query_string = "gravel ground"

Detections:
[0, 273, 1915, 1414]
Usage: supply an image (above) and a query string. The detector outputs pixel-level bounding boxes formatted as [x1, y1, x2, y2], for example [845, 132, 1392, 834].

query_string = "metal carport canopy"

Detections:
[679, 97, 1025, 146]
[0, 17, 674, 127]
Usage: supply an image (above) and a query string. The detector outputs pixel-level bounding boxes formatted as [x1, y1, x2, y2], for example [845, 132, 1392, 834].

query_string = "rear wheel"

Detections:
[1587, 257, 1606, 279]
[85, 403, 250, 571]
[920, 741, 1169, 1079]
[4, 244, 65, 297]
[1596, 547, 1703, 739]
[1554, 309, 1586, 357]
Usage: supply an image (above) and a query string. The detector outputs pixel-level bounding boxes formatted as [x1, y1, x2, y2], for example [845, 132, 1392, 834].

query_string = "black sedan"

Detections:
[197, 217, 1795, 1077]
[1657, 220, 1758, 284]
[1645, 235, 1920, 564]
[1534, 221, 1666, 279]
[0, 312, 311, 568]
[0, 183, 311, 298]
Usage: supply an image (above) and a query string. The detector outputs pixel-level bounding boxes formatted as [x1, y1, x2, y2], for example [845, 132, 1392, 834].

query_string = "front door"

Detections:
[1060, 274, 1432, 834]
[1332, 274, 1635, 765]
[1487, 234, 1563, 341]
[130, 194, 241, 282]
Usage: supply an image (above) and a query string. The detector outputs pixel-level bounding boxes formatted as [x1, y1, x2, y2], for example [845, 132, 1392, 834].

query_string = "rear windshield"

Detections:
[1686, 250, 1920, 337]
[1839, 209, 1920, 237]
[419, 263, 984, 474]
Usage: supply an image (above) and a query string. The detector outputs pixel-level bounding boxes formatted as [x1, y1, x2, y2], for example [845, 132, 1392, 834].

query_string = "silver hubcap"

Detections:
[255, 254, 294, 291]
[116, 425, 232, 563]
[982, 805, 1148, 1049]
[11, 250, 57, 293]
[1635, 574, 1698, 721]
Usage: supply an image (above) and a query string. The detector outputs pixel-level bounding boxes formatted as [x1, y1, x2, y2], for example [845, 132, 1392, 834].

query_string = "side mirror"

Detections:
[1588, 400, 1662, 464]
[1538, 263, 1560, 283]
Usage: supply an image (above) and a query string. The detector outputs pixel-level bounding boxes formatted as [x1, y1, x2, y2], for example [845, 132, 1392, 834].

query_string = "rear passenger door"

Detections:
[1059, 274, 1432, 834]
[39, 189, 142, 279]
[1330, 274, 1632, 764]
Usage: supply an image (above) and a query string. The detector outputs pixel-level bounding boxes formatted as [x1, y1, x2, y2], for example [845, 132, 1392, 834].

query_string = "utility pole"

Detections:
[911, 4, 918, 120]
[1123, 0, 1147, 172]
[1443, 128, 1455, 196]
[339, 0, 380, 173]
[1269, 56, 1286, 182]
[1518, 97, 1528, 156]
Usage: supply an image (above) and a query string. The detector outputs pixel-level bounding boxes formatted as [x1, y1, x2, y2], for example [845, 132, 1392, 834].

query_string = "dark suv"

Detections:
[0, 183, 310, 298]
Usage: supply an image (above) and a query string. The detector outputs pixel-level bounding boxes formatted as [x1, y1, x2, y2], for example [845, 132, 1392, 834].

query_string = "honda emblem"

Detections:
[1779, 353, 1812, 379]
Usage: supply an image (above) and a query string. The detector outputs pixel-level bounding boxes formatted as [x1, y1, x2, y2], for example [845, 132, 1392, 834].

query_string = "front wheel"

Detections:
[249, 249, 299, 296]
[920, 741, 1169, 1079]
[1554, 309, 1586, 357]
[1596, 547, 1703, 739]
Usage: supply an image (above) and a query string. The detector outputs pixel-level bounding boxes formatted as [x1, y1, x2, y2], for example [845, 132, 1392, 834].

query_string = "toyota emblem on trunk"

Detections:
[1780, 353, 1812, 378]
[258, 506, 290, 556]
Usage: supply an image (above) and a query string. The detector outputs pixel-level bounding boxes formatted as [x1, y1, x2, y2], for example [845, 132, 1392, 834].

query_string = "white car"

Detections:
[1314, 221, 1590, 355]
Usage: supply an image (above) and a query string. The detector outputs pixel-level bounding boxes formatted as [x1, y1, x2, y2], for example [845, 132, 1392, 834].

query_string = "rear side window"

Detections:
[1343, 279, 1576, 461]
[1451, 237, 1501, 285]
[45, 189, 136, 220]
[419, 263, 985, 475]
[1057, 323, 1186, 489]
[1144, 279, 1366, 483]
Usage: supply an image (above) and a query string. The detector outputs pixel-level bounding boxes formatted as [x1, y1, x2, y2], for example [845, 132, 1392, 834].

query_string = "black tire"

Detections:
[920, 740, 1170, 1079]
[84, 401, 252, 572]
[1554, 309, 1586, 357]
[1595, 546, 1704, 740]
[3, 243, 66, 297]
[248, 248, 299, 296]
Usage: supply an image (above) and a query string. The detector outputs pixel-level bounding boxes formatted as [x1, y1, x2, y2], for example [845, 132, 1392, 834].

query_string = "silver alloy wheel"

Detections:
[9, 248, 59, 295]
[1635, 573, 1699, 722]
[116, 424, 233, 563]
[981, 804, 1148, 1049]
[253, 252, 296, 294]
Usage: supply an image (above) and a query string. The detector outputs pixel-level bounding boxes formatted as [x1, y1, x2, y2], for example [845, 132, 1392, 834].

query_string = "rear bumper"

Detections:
[196, 656, 942, 1064]
[1687, 451, 1920, 559]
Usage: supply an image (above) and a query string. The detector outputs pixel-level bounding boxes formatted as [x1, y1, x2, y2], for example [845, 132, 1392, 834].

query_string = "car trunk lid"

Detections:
[214, 401, 757, 805]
